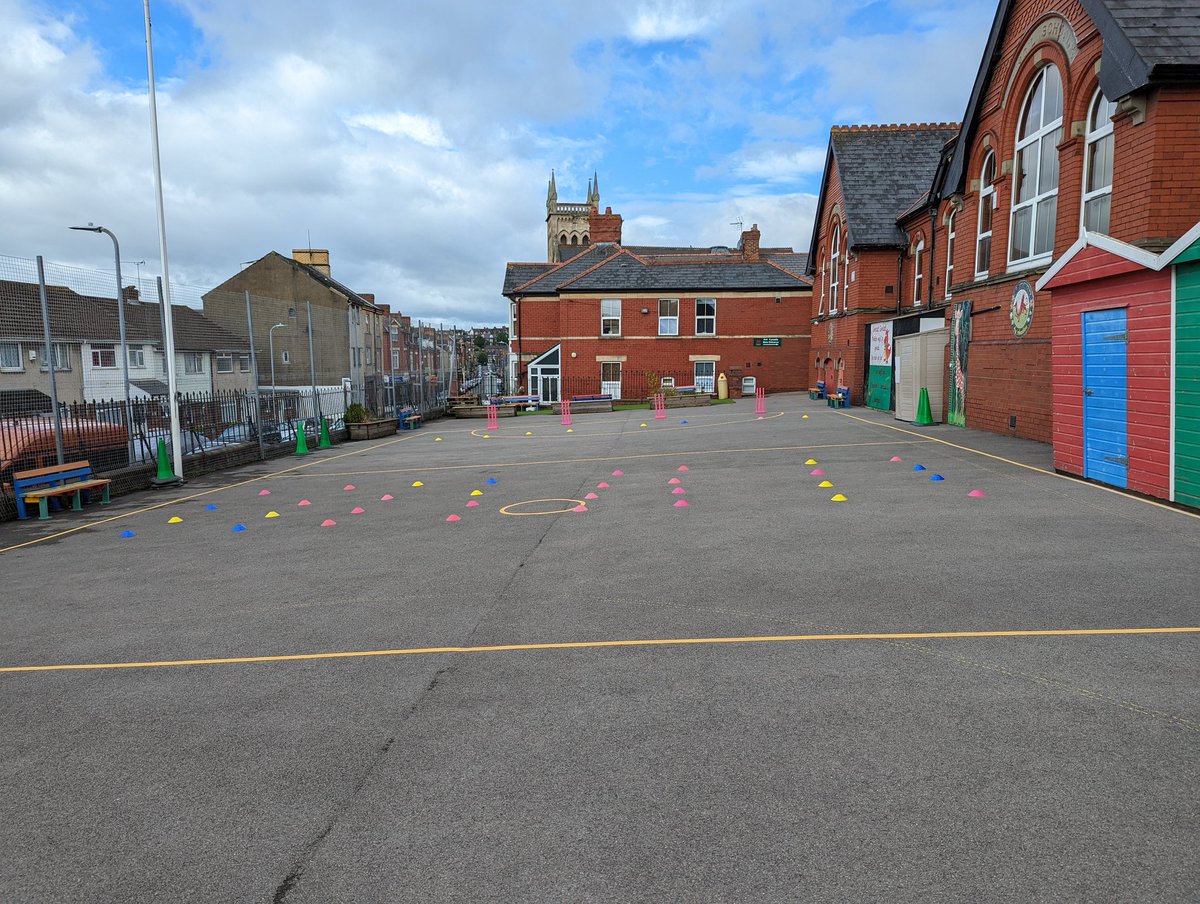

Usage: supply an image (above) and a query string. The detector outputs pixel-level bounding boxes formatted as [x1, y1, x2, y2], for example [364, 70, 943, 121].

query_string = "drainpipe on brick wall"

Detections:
[896, 251, 904, 315]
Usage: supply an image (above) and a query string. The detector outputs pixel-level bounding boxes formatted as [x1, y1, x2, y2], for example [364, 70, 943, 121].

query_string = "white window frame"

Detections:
[976, 151, 996, 279]
[91, 344, 117, 369]
[1083, 88, 1117, 235]
[238, 354, 251, 372]
[658, 298, 679, 336]
[216, 353, 234, 374]
[391, 349, 401, 371]
[281, 350, 291, 365]
[127, 346, 145, 368]
[1009, 65, 1063, 268]
[601, 298, 621, 336]
[829, 222, 841, 315]
[819, 255, 827, 315]
[695, 298, 716, 335]
[0, 341, 23, 372]
[913, 237, 925, 306]
[944, 211, 956, 299]
[183, 352, 204, 374]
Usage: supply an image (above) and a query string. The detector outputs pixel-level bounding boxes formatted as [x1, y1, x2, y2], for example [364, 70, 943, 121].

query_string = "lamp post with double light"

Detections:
[268, 322, 286, 424]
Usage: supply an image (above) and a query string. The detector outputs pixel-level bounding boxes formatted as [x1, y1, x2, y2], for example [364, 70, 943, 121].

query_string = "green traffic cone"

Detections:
[294, 420, 310, 456]
[319, 417, 332, 448]
[915, 387, 934, 426]
[150, 437, 182, 487]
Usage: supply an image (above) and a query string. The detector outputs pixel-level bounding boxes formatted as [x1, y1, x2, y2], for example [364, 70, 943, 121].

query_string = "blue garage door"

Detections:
[1082, 308, 1128, 488]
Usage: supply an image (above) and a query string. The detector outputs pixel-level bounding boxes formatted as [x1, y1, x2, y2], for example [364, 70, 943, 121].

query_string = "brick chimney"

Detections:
[739, 224, 761, 261]
[589, 206, 623, 244]
[293, 248, 331, 276]
[122, 285, 140, 303]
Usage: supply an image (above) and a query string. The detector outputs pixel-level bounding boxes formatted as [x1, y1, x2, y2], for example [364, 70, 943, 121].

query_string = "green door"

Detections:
[1176, 256, 1200, 508]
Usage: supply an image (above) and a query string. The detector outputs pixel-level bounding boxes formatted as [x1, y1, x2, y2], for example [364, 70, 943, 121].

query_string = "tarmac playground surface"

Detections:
[1, 393, 1197, 903]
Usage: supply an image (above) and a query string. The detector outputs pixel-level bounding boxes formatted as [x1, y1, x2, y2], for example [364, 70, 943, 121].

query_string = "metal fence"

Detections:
[514, 368, 723, 403]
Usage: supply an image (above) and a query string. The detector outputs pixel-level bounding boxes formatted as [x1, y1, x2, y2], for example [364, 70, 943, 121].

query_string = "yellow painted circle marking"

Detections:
[499, 498, 586, 516]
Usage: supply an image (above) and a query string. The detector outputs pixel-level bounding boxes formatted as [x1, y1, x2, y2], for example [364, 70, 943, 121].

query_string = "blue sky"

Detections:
[0, 0, 997, 325]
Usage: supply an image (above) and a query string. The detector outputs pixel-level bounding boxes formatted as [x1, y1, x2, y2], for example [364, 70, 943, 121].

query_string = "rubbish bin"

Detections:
[716, 372, 728, 400]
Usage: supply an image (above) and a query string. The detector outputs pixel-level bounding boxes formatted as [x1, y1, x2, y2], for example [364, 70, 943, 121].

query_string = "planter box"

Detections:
[346, 419, 398, 440]
[451, 404, 518, 419]
[552, 399, 613, 414]
[648, 393, 713, 409]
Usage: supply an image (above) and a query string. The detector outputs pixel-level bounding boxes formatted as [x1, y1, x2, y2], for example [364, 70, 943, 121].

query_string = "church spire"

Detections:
[589, 172, 600, 207]
[547, 170, 557, 208]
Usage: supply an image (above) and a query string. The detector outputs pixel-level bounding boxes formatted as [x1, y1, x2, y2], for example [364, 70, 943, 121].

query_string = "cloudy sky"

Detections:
[1, 0, 996, 326]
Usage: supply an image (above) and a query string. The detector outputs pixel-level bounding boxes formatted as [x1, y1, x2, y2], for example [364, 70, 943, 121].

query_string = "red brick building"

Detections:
[503, 209, 812, 402]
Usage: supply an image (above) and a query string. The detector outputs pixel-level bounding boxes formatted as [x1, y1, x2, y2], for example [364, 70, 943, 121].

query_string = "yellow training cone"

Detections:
[525, 431, 533, 436]
[805, 458, 818, 465]
[831, 494, 848, 502]
[265, 511, 280, 518]
[167, 516, 183, 524]
[412, 481, 424, 487]
[566, 428, 574, 433]
[470, 490, 483, 497]
[435, 437, 442, 442]
[640, 423, 648, 428]
[802, 414, 809, 419]
[818, 480, 834, 488]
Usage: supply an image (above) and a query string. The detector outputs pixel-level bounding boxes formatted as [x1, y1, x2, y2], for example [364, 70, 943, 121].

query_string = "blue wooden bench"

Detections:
[398, 408, 422, 430]
[828, 386, 850, 408]
[14, 460, 112, 521]
[810, 380, 826, 400]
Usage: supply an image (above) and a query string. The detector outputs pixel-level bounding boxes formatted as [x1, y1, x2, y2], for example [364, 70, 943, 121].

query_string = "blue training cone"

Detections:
[930, 474, 945, 481]
[913, 464, 926, 471]
[120, 530, 136, 539]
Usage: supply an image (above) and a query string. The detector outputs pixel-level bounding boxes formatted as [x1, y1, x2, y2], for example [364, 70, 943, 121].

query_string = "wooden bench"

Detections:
[809, 380, 826, 400]
[571, 394, 613, 403]
[13, 460, 112, 521]
[827, 386, 850, 408]
[401, 413, 423, 430]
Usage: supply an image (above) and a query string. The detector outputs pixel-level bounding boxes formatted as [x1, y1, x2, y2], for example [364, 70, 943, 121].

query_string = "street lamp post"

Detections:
[268, 322, 286, 423]
[70, 225, 132, 450]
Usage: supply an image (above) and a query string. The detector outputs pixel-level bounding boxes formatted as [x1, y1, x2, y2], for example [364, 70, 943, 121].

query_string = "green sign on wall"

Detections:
[753, 337, 781, 347]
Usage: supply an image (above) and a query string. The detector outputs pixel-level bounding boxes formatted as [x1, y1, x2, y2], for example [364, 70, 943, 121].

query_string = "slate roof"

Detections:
[507, 244, 622, 295]
[503, 263, 555, 295]
[0, 279, 248, 351]
[827, 124, 959, 250]
[557, 251, 810, 293]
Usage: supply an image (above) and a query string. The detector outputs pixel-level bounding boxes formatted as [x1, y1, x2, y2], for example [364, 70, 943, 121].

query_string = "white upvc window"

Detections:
[829, 222, 841, 314]
[128, 346, 146, 368]
[1083, 89, 1117, 234]
[392, 350, 401, 370]
[0, 341, 23, 371]
[944, 211, 956, 299]
[658, 298, 679, 336]
[601, 298, 621, 336]
[91, 344, 117, 368]
[281, 350, 291, 364]
[1009, 65, 1063, 267]
[694, 361, 715, 392]
[695, 299, 716, 335]
[819, 256, 827, 315]
[216, 353, 234, 373]
[913, 237, 925, 305]
[976, 151, 996, 278]
[183, 352, 204, 374]
[238, 354, 251, 372]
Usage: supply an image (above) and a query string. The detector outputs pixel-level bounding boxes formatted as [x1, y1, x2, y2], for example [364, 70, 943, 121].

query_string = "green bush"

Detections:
[343, 403, 374, 424]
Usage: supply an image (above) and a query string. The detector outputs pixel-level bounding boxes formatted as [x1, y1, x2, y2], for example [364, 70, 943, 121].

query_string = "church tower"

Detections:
[546, 171, 600, 263]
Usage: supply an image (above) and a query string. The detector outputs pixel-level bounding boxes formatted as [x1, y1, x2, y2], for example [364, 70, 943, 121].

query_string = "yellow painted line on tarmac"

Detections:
[3, 626, 1196, 675]
[837, 411, 1200, 521]
[0, 433, 418, 555]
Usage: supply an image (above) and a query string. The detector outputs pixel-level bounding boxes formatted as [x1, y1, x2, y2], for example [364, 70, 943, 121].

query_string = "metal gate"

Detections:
[1082, 308, 1128, 488]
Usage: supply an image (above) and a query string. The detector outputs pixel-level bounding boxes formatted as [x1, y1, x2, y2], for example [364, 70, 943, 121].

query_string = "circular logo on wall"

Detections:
[1010, 280, 1034, 337]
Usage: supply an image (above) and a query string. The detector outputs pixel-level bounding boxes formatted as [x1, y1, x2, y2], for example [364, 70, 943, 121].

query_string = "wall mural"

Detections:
[949, 300, 972, 427]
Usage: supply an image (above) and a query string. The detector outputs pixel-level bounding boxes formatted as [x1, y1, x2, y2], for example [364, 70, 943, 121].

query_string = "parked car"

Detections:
[130, 428, 230, 463]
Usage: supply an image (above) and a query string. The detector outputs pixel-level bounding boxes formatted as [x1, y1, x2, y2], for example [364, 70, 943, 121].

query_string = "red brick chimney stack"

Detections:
[740, 224, 761, 261]
[589, 206, 623, 244]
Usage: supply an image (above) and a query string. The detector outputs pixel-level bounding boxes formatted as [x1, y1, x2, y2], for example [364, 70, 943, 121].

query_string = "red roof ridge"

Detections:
[831, 122, 960, 133]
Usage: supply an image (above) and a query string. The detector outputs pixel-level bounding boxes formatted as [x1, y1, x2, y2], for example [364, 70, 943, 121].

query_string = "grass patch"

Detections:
[711, 397, 734, 405]
[613, 402, 651, 411]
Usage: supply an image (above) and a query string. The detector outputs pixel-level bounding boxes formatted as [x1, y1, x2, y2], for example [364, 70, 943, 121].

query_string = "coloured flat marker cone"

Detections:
[258, 489, 271, 496]
[435, 437, 443, 442]
[915, 387, 934, 426]
[680, 420, 688, 425]
[612, 470, 624, 476]
[802, 414, 809, 419]
[674, 499, 689, 508]
[672, 487, 685, 495]
[640, 423, 647, 428]
[294, 421, 310, 456]
[818, 480, 834, 488]
[525, 431, 533, 436]
[232, 524, 247, 532]
[585, 492, 599, 500]
[805, 458, 818, 465]
[597, 482, 609, 489]
[412, 481, 424, 487]
[566, 428, 573, 433]
[890, 456, 904, 462]
[466, 500, 480, 507]
[913, 464, 926, 471]
[446, 514, 461, 522]
[830, 494, 848, 502]
[321, 519, 337, 527]
[669, 477, 681, 485]
[486, 478, 498, 485]
[930, 474, 945, 481]
[344, 484, 356, 491]
[483, 434, 490, 438]
[968, 489, 987, 497]
[120, 530, 136, 539]
[298, 500, 312, 506]
[677, 465, 689, 472]
[265, 511, 280, 518]
[205, 503, 218, 511]
[381, 494, 394, 501]
[351, 507, 365, 514]
[810, 468, 824, 476]
[470, 489, 483, 496]
[573, 504, 588, 512]
[168, 515, 183, 523]
[319, 417, 332, 449]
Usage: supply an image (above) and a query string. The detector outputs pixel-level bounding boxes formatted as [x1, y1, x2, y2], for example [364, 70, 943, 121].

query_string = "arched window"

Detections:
[829, 222, 841, 315]
[1083, 89, 1117, 234]
[819, 251, 827, 315]
[582, 235, 590, 246]
[560, 233, 568, 245]
[913, 236, 925, 305]
[1009, 65, 1063, 265]
[976, 151, 995, 277]
[571, 235, 579, 245]
[944, 210, 956, 299]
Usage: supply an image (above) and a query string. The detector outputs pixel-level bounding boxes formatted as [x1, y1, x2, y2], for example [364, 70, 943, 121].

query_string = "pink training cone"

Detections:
[466, 500, 480, 507]
[298, 500, 312, 506]
[612, 470, 624, 476]
[320, 519, 336, 527]
[810, 468, 824, 476]
[585, 492, 599, 500]
[344, 485, 356, 491]
[351, 507, 365, 514]
[968, 489, 988, 497]
[674, 499, 689, 508]
[573, 504, 588, 512]
[597, 482, 610, 489]
[677, 465, 689, 472]
[668, 477, 681, 485]
[381, 494, 394, 501]
[446, 514, 461, 522]
[258, 489, 271, 496]
[672, 487, 686, 495]
[890, 456, 903, 462]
